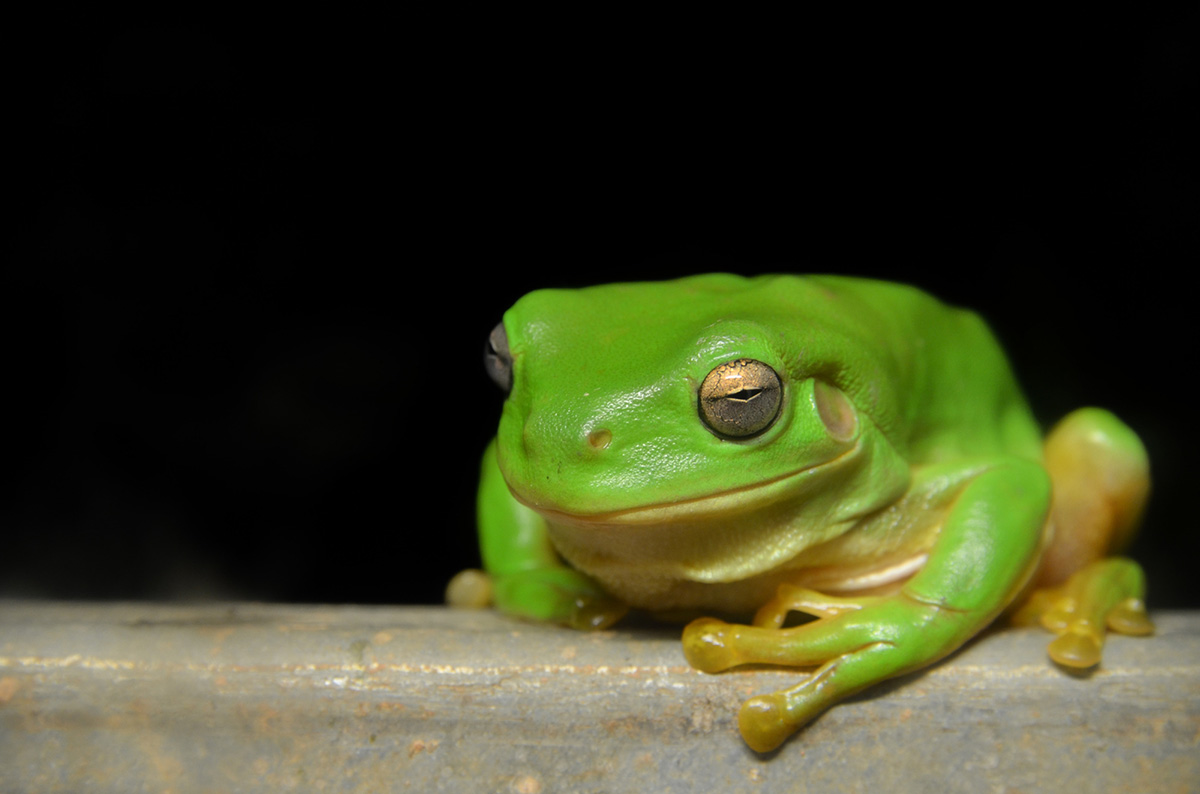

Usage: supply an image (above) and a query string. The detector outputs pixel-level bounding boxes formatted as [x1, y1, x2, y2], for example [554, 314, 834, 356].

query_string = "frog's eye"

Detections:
[484, 323, 513, 393]
[698, 358, 782, 439]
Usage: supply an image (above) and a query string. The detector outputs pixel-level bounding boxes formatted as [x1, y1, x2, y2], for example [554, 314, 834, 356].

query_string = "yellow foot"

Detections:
[682, 618, 747, 672]
[1014, 557, 1153, 668]
[567, 593, 629, 630]
[739, 693, 793, 754]
[445, 568, 494, 608]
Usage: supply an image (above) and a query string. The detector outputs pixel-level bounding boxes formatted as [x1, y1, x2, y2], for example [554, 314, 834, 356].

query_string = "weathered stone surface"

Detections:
[1, 602, 1196, 792]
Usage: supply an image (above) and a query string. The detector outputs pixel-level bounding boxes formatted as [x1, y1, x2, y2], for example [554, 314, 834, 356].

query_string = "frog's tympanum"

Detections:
[448, 274, 1152, 752]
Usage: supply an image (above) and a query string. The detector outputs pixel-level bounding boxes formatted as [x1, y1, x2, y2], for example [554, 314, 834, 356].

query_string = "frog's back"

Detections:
[742, 274, 1043, 464]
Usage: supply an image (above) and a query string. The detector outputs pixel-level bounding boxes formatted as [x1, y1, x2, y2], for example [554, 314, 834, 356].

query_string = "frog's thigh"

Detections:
[1036, 407, 1150, 587]
[1013, 408, 1153, 667]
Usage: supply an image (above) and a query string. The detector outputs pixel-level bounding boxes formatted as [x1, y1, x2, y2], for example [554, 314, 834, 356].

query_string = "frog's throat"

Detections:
[518, 437, 919, 599]
[516, 445, 858, 528]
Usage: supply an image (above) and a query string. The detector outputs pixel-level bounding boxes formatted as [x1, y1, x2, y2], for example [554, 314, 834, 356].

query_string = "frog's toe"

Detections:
[682, 618, 746, 672]
[568, 594, 628, 631]
[445, 568, 494, 608]
[1047, 625, 1103, 669]
[739, 693, 792, 753]
[1040, 599, 1077, 632]
[1107, 597, 1154, 636]
[492, 567, 625, 628]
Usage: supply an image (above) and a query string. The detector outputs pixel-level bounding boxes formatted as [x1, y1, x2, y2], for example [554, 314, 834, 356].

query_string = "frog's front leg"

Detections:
[684, 458, 1051, 753]
[455, 440, 627, 630]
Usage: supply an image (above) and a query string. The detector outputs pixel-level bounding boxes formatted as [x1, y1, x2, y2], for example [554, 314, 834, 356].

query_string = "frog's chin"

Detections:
[510, 446, 856, 528]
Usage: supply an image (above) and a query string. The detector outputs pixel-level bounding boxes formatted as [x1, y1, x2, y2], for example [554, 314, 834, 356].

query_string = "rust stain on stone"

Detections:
[0, 676, 19, 705]
[255, 705, 282, 734]
[408, 739, 440, 758]
[513, 774, 542, 794]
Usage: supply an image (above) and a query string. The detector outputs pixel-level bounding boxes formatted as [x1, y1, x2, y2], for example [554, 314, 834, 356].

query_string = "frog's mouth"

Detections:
[512, 443, 860, 528]
[507, 440, 894, 591]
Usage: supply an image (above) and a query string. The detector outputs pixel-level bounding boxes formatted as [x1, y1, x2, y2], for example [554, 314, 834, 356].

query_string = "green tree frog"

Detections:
[448, 274, 1152, 753]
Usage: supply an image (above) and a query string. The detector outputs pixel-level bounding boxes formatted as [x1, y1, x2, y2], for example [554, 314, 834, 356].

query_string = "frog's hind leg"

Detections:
[1036, 408, 1150, 585]
[1013, 408, 1153, 667]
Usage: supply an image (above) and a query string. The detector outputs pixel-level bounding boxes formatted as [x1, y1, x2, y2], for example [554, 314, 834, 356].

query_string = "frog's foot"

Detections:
[1012, 557, 1153, 668]
[493, 567, 629, 630]
[684, 594, 963, 752]
[735, 650, 892, 754]
[445, 568, 495, 608]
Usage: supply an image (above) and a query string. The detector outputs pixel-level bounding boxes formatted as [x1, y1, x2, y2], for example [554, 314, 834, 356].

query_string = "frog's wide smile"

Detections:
[510, 443, 860, 527]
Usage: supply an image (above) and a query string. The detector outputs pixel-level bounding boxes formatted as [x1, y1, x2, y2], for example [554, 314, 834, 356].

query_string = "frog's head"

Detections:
[485, 274, 870, 524]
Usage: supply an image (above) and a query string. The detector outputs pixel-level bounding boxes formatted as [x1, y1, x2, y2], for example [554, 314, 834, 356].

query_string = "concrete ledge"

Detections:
[1, 602, 1197, 792]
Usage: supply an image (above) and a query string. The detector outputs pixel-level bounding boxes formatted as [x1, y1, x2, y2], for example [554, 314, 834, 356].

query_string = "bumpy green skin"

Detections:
[473, 273, 1145, 751]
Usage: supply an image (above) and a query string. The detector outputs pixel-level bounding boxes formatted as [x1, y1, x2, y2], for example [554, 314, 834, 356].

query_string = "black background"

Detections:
[8, 13, 1197, 608]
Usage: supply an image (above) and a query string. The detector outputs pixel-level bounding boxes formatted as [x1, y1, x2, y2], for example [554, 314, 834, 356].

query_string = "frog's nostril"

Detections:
[587, 429, 612, 450]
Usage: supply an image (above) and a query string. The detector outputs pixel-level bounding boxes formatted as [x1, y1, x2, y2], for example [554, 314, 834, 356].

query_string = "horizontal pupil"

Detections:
[726, 388, 763, 403]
